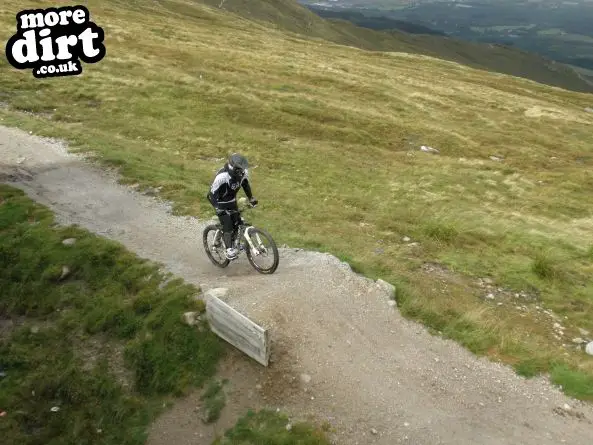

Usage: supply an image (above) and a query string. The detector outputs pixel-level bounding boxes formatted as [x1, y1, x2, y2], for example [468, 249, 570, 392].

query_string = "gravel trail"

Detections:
[2, 124, 592, 445]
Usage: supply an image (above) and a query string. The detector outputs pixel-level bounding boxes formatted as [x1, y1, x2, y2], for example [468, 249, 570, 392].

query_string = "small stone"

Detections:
[371, 428, 378, 435]
[563, 404, 571, 411]
[143, 186, 160, 196]
[376, 279, 396, 300]
[286, 423, 292, 431]
[586, 341, 593, 356]
[489, 155, 503, 162]
[420, 145, 439, 154]
[388, 300, 396, 307]
[300, 374, 312, 384]
[62, 238, 76, 246]
[59, 266, 70, 281]
[404, 422, 410, 427]
[204, 288, 228, 300]
[402, 236, 411, 242]
[50, 406, 60, 412]
[572, 338, 585, 344]
[255, 384, 262, 390]
[30, 326, 39, 334]
[485, 293, 495, 300]
[182, 312, 198, 326]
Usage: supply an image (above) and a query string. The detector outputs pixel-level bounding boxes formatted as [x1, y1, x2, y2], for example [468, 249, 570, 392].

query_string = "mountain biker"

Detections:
[207, 153, 258, 259]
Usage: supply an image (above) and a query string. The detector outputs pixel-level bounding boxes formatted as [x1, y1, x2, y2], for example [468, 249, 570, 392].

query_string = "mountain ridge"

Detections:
[194, 0, 593, 93]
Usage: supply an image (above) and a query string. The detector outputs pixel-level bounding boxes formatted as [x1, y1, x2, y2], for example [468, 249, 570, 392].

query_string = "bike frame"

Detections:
[214, 206, 263, 256]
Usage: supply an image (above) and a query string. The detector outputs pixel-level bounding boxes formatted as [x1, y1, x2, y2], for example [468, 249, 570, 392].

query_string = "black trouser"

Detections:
[217, 210, 240, 248]
[207, 192, 240, 248]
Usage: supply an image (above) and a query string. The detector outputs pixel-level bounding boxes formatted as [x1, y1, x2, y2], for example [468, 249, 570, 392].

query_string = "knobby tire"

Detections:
[203, 224, 230, 268]
[245, 227, 279, 274]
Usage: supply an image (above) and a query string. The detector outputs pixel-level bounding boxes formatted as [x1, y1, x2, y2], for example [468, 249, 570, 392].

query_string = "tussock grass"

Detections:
[0, 185, 224, 444]
[1, 0, 593, 401]
[200, 379, 227, 424]
[211, 409, 331, 445]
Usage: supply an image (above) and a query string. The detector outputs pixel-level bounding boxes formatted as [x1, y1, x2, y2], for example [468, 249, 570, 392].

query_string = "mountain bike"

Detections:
[202, 204, 279, 274]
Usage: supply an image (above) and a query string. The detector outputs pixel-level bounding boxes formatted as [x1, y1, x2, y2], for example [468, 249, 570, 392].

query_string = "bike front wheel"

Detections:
[245, 227, 279, 274]
[203, 224, 230, 268]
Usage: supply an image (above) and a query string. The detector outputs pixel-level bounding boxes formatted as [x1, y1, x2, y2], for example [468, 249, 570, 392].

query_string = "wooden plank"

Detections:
[205, 295, 271, 366]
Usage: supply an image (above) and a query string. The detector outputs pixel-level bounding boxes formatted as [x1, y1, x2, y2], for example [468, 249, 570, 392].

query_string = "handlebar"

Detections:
[222, 204, 257, 215]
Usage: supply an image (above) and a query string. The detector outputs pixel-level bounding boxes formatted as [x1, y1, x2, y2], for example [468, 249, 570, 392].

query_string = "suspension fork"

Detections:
[214, 228, 225, 248]
[243, 226, 260, 254]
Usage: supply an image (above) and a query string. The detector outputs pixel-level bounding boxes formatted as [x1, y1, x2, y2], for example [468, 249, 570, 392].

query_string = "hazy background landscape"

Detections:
[300, 0, 593, 82]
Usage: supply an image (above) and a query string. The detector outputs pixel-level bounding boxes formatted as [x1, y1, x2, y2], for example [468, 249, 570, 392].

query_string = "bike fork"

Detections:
[244, 227, 261, 255]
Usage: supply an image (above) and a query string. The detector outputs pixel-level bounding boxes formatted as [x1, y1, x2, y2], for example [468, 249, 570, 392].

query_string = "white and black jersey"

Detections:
[207, 164, 253, 210]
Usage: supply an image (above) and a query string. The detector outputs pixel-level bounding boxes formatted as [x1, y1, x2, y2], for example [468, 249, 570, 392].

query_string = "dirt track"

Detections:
[2, 124, 593, 445]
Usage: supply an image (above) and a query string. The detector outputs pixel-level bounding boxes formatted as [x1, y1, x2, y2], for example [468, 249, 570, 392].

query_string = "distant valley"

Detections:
[299, 0, 593, 83]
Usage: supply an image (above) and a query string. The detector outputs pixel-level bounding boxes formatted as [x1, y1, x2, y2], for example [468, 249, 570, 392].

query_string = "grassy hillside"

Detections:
[0, 184, 222, 444]
[0, 184, 330, 444]
[1, 0, 593, 403]
[197, 0, 593, 93]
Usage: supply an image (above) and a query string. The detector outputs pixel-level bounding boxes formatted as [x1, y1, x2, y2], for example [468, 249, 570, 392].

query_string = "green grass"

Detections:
[551, 364, 593, 401]
[0, 184, 225, 444]
[200, 379, 228, 424]
[1, 0, 592, 402]
[211, 409, 331, 445]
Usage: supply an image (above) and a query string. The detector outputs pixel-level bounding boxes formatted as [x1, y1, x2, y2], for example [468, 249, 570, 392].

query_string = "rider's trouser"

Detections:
[216, 209, 240, 248]
[208, 192, 239, 248]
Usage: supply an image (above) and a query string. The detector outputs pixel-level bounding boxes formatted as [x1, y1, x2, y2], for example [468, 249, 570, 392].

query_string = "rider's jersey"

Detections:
[208, 164, 252, 210]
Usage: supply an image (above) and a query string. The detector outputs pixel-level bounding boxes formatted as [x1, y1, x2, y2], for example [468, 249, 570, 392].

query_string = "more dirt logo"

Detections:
[4, 5, 105, 79]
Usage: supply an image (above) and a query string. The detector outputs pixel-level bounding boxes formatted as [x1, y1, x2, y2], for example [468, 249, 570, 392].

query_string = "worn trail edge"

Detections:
[2, 124, 593, 445]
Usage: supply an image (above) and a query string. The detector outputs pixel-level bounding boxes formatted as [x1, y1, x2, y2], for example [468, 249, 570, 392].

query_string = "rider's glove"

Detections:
[249, 197, 258, 207]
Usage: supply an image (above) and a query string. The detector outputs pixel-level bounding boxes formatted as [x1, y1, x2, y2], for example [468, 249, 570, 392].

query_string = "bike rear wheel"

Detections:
[203, 224, 230, 268]
[245, 227, 279, 274]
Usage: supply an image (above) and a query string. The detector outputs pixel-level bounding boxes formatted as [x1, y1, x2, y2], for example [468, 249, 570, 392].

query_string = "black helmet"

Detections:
[228, 153, 249, 177]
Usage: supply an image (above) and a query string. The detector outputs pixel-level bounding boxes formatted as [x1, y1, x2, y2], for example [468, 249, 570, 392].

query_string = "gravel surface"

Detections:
[2, 124, 593, 445]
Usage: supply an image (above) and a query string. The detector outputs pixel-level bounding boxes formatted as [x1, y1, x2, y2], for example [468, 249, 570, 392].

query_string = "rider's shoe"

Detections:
[225, 248, 239, 259]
